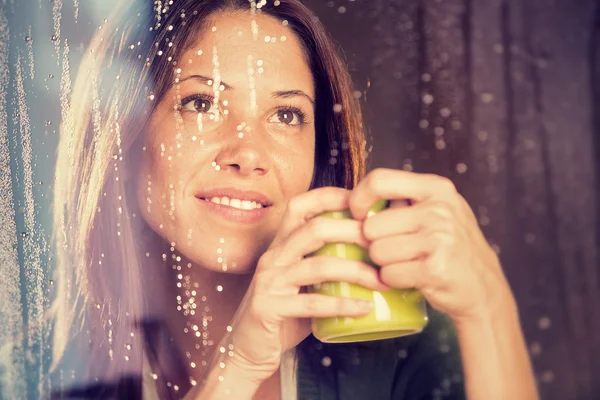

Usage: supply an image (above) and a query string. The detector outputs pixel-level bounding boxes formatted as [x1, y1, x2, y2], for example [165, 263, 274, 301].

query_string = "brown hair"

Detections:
[51, 0, 367, 386]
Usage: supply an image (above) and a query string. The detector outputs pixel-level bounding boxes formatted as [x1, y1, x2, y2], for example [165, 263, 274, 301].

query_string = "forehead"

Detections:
[178, 11, 313, 94]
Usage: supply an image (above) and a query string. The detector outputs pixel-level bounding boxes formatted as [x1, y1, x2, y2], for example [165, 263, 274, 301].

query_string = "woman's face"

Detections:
[136, 11, 316, 274]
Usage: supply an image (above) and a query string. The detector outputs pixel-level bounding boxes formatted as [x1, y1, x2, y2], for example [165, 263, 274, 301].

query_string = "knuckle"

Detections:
[270, 273, 288, 289]
[368, 242, 384, 266]
[307, 217, 327, 237]
[346, 260, 363, 277]
[334, 296, 347, 313]
[304, 295, 319, 314]
[307, 256, 326, 279]
[436, 176, 457, 194]
[431, 230, 455, 246]
[366, 169, 385, 192]
[285, 195, 304, 217]
[362, 218, 376, 240]
[429, 202, 453, 220]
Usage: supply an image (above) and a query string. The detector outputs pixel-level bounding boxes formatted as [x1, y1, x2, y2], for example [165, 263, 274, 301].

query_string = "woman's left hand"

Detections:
[348, 168, 513, 324]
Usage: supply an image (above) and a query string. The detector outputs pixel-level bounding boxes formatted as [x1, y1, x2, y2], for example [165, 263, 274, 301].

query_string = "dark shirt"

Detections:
[296, 308, 466, 400]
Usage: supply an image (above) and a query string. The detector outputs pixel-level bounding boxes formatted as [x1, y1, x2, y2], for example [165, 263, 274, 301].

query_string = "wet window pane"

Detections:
[1, 0, 598, 399]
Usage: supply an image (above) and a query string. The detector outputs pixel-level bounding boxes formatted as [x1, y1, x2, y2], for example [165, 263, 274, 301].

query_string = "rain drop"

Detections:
[538, 316, 551, 330]
[51, 35, 57, 41]
[529, 341, 542, 356]
[422, 93, 434, 105]
[20, 232, 27, 238]
[480, 93, 494, 103]
[321, 356, 332, 367]
[540, 370, 554, 383]
[24, 36, 32, 42]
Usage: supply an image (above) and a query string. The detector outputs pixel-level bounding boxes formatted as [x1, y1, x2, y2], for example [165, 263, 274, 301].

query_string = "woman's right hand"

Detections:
[221, 186, 389, 383]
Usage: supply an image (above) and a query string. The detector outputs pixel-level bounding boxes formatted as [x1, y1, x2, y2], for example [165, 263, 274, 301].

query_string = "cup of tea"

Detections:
[308, 199, 428, 343]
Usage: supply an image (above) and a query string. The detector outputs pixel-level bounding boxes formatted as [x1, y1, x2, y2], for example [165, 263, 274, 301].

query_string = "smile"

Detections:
[201, 196, 265, 210]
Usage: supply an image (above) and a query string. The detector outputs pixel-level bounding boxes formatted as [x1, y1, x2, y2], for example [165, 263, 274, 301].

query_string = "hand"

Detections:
[348, 168, 512, 324]
[223, 187, 389, 382]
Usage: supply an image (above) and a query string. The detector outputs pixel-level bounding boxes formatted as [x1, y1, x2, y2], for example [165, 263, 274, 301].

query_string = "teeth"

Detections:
[205, 196, 264, 210]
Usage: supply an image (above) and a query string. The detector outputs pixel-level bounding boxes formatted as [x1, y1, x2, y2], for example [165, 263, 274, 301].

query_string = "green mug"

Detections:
[308, 199, 428, 343]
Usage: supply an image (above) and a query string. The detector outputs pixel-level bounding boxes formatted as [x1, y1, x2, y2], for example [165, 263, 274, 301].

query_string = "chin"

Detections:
[177, 242, 262, 275]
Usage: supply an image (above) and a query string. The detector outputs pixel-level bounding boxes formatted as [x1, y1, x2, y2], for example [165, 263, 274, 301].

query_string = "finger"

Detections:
[349, 168, 458, 220]
[271, 217, 369, 266]
[257, 293, 374, 319]
[363, 200, 453, 241]
[277, 256, 389, 291]
[368, 232, 435, 266]
[379, 260, 426, 289]
[273, 187, 351, 246]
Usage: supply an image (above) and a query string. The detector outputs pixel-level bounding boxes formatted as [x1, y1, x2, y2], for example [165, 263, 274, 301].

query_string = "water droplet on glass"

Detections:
[422, 93, 434, 105]
[538, 316, 551, 330]
[20, 232, 27, 238]
[51, 35, 57, 41]
[49, 280, 54, 285]
[540, 370, 554, 383]
[24, 36, 32, 42]
[480, 93, 494, 103]
[529, 341, 542, 356]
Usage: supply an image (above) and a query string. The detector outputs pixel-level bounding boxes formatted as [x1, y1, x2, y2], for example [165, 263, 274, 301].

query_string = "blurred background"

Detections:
[0, 0, 598, 399]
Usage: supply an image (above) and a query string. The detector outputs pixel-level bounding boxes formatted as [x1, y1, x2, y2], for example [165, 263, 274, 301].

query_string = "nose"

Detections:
[214, 133, 270, 177]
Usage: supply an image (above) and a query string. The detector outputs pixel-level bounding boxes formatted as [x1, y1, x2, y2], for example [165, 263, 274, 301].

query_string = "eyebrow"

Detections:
[273, 89, 315, 108]
[179, 74, 315, 107]
[179, 74, 233, 90]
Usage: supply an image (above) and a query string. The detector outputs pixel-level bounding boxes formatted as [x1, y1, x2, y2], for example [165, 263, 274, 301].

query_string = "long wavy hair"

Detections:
[51, 0, 368, 389]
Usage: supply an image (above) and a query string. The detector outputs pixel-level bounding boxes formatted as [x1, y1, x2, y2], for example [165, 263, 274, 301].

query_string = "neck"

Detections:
[143, 233, 253, 385]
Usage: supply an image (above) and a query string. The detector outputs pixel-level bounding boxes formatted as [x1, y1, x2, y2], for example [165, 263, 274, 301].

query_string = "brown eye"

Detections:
[179, 94, 216, 114]
[277, 110, 295, 124]
[193, 98, 212, 113]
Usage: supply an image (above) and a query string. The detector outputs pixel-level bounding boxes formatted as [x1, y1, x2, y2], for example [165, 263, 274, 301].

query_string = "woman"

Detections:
[50, 0, 538, 399]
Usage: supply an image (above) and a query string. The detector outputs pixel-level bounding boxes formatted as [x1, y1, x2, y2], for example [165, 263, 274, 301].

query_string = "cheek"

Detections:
[279, 141, 315, 196]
